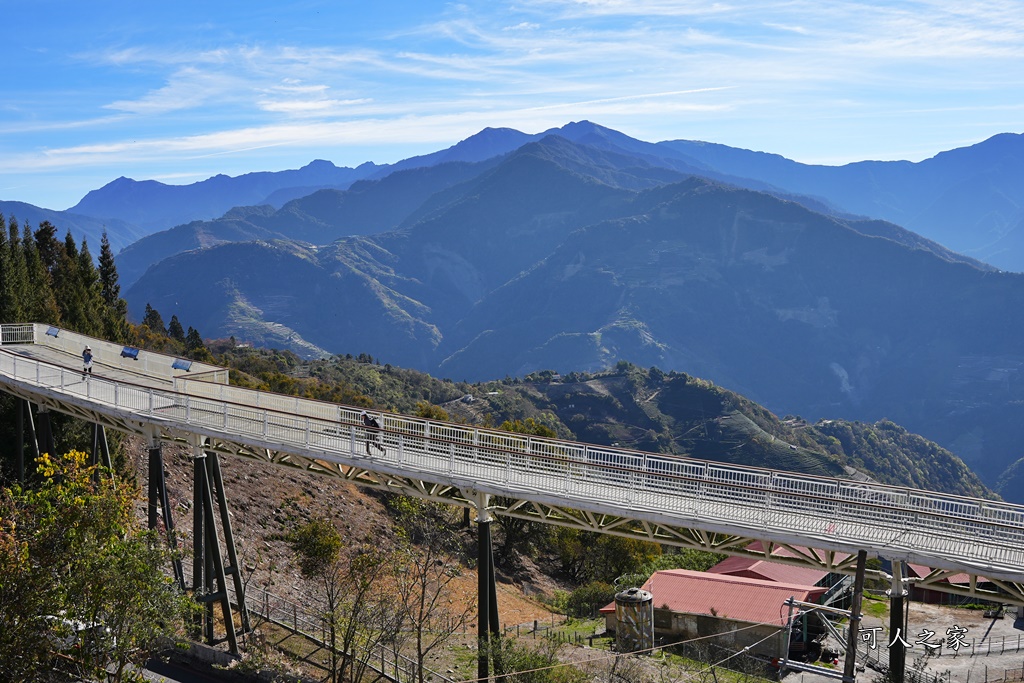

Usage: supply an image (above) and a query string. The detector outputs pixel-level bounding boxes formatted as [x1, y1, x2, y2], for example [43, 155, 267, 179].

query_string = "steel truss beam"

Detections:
[195, 442, 1024, 606]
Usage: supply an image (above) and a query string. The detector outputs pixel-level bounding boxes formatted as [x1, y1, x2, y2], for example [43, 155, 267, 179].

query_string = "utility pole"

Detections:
[889, 561, 907, 683]
[843, 550, 868, 683]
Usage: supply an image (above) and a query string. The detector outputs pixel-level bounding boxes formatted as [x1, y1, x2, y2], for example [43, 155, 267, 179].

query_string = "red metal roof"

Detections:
[707, 555, 829, 586]
[603, 569, 827, 626]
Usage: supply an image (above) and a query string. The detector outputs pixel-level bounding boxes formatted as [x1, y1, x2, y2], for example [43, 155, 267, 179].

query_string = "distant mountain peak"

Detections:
[302, 159, 338, 170]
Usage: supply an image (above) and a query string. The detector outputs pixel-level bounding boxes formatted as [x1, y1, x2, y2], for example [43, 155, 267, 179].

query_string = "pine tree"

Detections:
[53, 232, 89, 332]
[98, 232, 120, 307]
[98, 232, 130, 343]
[33, 220, 61, 275]
[168, 315, 186, 343]
[185, 326, 203, 352]
[185, 327, 214, 362]
[142, 304, 165, 334]
[23, 224, 60, 324]
[0, 215, 14, 322]
[2, 218, 29, 322]
[77, 239, 105, 336]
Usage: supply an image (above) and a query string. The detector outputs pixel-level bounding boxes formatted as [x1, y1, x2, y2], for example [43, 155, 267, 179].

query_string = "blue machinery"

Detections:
[3, 323, 1024, 681]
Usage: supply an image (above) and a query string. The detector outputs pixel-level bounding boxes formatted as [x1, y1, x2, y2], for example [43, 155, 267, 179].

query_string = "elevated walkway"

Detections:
[3, 323, 1023, 605]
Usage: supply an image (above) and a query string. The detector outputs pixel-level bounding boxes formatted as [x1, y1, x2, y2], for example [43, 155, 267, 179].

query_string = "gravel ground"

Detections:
[787, 601, 1024, 683]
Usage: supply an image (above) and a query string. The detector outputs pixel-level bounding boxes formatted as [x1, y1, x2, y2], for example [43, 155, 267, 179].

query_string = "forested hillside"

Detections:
[0, 213, 219, 474]
[0, 206, 992, 498]
[208, 343, 993, 499]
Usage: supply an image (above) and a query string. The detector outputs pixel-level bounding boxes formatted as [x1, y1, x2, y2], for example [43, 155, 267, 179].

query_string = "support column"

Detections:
[207, 451, 251, 634]
[36, 407, 55, 458]
[780, 597, 796, 673]
[23, 402, 41, 464]
[843, 550, 868, 683]
[193, 447, 208, 642]
[90, 423, 112, 470]
[190, 440, 240, 653]
[16, 399, 25, 482]
[888, 561, 907, 683]
[476, 494, 500, 683]
[147, 432, 185, 589]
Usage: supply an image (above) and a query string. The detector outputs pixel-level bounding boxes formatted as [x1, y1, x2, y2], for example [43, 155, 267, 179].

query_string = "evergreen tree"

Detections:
[0, 216, 14, 322]
[168, 315, 186, 343]
[1, 218, 29, 322]
[98, 232, 130, 342]
[98, 232, 120, 306]
[33, 220, 61, 275]
[185, 327, 214, 363]
[53, 232, 89, 333]
[22, 224, 60, 324]
[77, 239, 104, 336]
[142, 303, 165, 334]
[185, 326, 203, 352]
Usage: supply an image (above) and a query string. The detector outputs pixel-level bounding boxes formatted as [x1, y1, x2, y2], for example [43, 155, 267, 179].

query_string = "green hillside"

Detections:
[212, 344, 993, 499]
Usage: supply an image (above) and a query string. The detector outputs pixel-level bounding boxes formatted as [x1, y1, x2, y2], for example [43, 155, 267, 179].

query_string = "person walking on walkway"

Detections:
[82, 346, 93, 379]
[361, 411, 386, 455]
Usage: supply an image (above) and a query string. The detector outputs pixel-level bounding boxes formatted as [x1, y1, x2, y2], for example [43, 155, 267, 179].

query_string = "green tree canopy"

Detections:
[0, 451, 195, 682]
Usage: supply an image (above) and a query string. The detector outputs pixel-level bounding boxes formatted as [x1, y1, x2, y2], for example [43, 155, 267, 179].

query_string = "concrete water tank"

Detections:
[614, 587, 654, 653]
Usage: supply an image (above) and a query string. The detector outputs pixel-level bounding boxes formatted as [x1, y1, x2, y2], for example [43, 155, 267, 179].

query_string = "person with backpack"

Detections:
[361, 411, 386, 454]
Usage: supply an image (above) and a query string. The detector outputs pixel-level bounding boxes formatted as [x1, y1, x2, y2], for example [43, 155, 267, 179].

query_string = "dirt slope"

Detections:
[126, 436, 557, 628]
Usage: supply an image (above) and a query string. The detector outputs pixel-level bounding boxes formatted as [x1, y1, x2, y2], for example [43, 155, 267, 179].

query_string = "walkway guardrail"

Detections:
[2, 328, 1024, 584]
[0, 323, 229, 384]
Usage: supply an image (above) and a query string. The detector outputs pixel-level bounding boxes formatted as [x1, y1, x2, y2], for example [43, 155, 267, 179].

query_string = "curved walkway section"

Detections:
[2, 323, 1023, 597]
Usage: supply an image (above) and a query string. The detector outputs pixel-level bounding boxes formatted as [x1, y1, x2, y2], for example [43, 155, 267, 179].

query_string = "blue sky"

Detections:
[3, 0, 1023, 210]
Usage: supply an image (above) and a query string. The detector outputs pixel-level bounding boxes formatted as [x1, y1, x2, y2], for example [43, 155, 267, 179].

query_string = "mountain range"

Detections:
[0, 200, 144, 254]
[15, 121, 1024, 271]
[116, 129, 1024, 503]
[5, 121, 1024, 502]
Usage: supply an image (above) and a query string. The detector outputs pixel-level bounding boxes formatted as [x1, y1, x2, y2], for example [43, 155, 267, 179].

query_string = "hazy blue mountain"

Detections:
[114, 207, 284, 289]
[0, 200, 144, 253]
[661, 133, 1024, 271]
[375, 126, 535, 175]
[114, 158, 504, 289]
[384, 120, 812, 198]
[115, 131, 873, 292]
[68, 160, 381, 234]
[124, 136, 1024, 500]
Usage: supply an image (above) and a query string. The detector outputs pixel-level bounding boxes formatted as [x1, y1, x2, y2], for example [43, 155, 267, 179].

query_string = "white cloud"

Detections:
[257, 98, 373, 115]
[104, 67, 242, 115]
[5, 0, 1024, 209]
[503, 22, 541, 31]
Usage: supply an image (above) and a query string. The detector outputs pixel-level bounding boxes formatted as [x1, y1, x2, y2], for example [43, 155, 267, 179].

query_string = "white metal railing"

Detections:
[2, 323, 230, 384]
[0, 323, 34, 344]
[2, 333, 1024, 581]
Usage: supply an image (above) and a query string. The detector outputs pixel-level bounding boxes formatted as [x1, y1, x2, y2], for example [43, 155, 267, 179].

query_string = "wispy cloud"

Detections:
[3, 0, 1024, 209]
